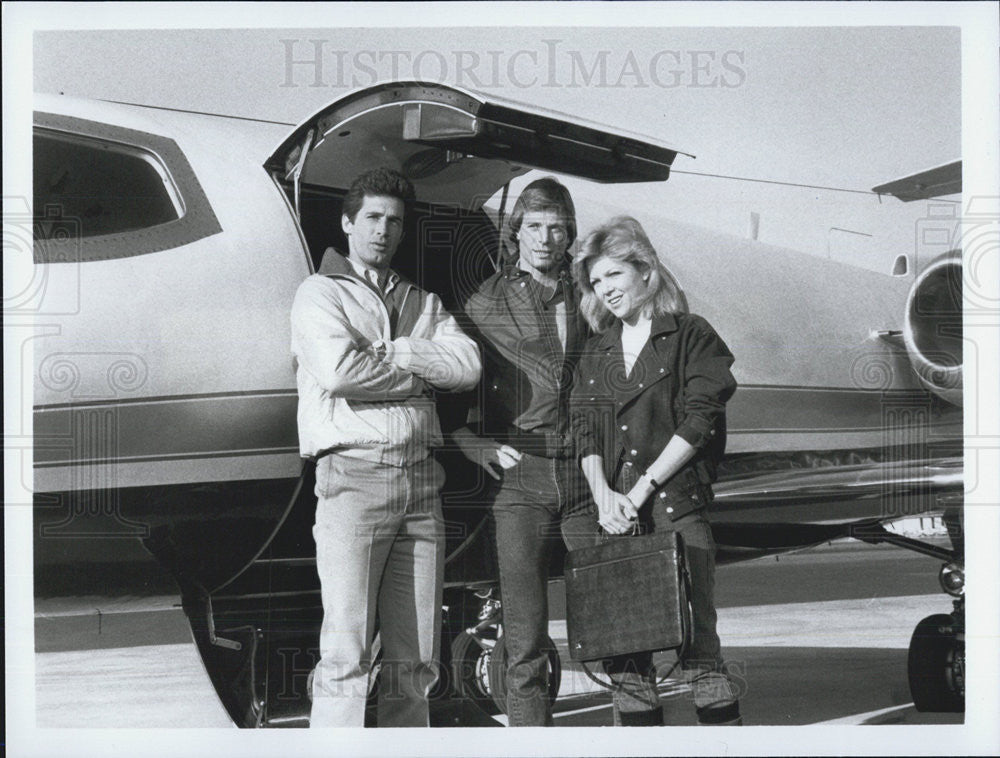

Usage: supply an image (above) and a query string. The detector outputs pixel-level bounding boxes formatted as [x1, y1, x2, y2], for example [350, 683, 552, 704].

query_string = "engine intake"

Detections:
[903, 251, 963, 406]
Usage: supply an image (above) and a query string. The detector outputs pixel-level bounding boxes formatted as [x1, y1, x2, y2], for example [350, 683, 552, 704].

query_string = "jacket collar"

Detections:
[318, 247, 355, 278]
[500, 255, 573, 283]
[595, 311, 680, 350]
[319, 247, 409, 290]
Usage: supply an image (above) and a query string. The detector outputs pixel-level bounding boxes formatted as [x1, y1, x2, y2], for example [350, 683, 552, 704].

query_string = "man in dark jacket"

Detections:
[451, 177, 598, 726]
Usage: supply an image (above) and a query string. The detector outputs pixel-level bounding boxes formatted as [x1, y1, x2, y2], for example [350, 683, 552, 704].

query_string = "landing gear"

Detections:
[449, 590, 562, 717]
[451, 628, 502, 714]
[907, 605, 965, 712]
[854, 517, 965, 713]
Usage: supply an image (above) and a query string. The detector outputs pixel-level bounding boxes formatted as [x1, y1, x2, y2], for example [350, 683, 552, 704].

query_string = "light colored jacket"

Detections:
[291, 252, 481, 466]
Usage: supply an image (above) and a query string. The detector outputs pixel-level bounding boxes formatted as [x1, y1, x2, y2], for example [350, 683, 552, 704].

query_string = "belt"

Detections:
[495, 428, 576, 459]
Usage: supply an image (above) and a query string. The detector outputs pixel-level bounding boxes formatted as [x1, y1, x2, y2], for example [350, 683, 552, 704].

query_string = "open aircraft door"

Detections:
[265, 80, 684, 205]
[180, 81, 686, 727]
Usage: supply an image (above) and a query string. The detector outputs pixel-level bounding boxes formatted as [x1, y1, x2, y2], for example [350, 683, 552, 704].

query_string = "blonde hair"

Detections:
[573, 216, 687, 332]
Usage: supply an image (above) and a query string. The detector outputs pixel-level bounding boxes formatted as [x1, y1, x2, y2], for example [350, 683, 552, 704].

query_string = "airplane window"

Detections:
[32, 113, 222, 264]
[34, 131, 181, 240]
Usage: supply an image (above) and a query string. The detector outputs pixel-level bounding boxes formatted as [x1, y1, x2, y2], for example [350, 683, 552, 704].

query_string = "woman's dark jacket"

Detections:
[571, 311, 736, 518]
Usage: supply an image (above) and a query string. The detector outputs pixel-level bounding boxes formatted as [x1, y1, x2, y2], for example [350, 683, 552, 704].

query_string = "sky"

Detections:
[24, 21, 970, 271]
[30, 25, 960, 190]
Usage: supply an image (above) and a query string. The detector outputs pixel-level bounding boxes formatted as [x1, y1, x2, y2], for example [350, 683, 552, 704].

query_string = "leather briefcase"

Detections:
[565, 530, 688, 663]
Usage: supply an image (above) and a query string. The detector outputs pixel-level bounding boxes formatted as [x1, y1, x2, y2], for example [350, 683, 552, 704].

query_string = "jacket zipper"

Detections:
[329, 273, 422, 451]
[395, 285, 414, 340]
[328, 272, 401, 340]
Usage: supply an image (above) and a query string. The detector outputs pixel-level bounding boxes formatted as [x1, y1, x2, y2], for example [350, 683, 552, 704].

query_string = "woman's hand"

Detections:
[595, 488, 639, 535]
[581, 453, 637, 534]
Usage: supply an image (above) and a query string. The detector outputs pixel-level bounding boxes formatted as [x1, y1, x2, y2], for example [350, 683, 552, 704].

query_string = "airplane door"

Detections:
[265, 81, 686, 214]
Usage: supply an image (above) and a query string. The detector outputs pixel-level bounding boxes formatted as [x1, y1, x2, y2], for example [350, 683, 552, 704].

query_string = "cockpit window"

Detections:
[33, 112, 222, 263]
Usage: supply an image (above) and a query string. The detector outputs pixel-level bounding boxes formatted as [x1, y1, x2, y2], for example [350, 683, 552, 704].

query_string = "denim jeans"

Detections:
[310, 453, 446, 728]
[605, 463, 740, 724]
[490, 452, 598, 726]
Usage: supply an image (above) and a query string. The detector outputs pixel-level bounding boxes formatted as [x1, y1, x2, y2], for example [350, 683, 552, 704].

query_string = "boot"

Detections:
[617, 705, 664, 726]
[696, 701, 742, 726]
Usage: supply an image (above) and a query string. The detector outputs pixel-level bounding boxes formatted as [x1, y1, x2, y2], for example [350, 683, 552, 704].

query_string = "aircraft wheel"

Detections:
[487, 634, 561, 715]
[451, 630, 501, 715]
[908, 613, 964, 712]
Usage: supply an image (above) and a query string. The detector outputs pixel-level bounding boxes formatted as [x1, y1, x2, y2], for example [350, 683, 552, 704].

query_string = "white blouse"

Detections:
[621, 315, 652, 376]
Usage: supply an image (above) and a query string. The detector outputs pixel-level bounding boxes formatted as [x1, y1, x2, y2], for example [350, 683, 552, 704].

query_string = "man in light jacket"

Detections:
[291, 167, 481, 727]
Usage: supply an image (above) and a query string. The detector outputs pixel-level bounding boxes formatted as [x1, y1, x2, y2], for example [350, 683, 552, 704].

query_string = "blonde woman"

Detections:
[570, 216, 742, 726]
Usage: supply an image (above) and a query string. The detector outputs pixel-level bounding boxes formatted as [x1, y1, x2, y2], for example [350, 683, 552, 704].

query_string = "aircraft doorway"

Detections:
[284, 181, 499, 312]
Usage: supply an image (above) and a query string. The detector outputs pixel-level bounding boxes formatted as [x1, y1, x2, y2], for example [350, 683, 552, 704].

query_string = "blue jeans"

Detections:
[310, 453, 446, 727]
[605, 463, 740, 724]
[490, 452, 598, 726]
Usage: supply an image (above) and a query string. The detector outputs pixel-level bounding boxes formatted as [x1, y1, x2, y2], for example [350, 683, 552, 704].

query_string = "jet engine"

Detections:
[903, 251, 963, 406]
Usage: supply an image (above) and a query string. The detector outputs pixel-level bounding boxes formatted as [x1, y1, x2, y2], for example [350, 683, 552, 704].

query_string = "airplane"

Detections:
[28, 80, 965, 727]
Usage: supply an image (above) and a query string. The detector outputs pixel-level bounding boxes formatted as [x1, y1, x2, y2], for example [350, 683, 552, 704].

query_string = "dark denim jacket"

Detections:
[571, 311, 736, 512]
[455, 261, 589, 451]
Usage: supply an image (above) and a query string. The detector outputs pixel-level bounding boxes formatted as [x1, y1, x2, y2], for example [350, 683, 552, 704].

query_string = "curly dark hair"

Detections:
[342, 167, 416, 222]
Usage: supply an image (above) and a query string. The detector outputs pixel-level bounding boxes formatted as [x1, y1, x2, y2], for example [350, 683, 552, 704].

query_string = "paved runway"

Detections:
[545, 594, 961, 727]
[33, 540, 965, 729]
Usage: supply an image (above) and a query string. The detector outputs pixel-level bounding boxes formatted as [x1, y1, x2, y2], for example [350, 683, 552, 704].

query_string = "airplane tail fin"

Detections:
[871, 160, 961, 201]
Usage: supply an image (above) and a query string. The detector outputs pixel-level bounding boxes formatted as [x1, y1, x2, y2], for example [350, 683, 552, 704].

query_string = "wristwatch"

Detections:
[640, 471, 660, 490]
[371, 339, 388, 361]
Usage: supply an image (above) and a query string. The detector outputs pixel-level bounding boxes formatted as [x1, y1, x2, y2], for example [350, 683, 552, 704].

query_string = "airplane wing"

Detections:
[708, 455, 963, 558]
[871, 160, 961, 201]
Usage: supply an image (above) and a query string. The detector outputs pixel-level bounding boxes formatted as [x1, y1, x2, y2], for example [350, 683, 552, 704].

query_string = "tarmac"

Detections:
[31, 540, 966, 729]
